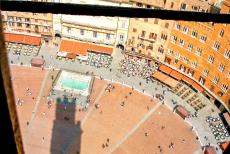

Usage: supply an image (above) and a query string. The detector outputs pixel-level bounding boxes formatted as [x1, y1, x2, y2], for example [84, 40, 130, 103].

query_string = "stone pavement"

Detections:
[7, 43, 229, 154]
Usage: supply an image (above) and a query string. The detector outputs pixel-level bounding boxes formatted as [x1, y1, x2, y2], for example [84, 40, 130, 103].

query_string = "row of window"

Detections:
[180, 3, 208, 12]
[136, 2, 174, 9]
[168, 48, 227, 74]
[7, 16, 45, 23]
[179, 63, 229, 92]
[171, 35, 230, 59]
[175, 23, 225, 41]
[133, 28, 169, 42]
[66, 27, 114, 40]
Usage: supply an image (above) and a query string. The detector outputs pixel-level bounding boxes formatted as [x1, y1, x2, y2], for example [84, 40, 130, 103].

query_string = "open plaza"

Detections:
[7, 39, 229, 154]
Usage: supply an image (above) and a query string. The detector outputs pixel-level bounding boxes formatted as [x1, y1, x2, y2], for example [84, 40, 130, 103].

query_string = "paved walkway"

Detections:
[82, 84, 108, 126]
[109, 102, 162, 154]
[24, 70, 50, 144]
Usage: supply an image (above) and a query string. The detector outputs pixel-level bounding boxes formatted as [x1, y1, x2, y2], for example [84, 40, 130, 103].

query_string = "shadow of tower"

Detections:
[50, 94, 82, 154]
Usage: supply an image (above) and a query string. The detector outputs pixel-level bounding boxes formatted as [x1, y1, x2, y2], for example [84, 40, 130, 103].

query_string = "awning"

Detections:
[59, 39, 113, 56]
[170, 70, 183, 80]
[88, 44, 113, 55]
[223, 112, 230, 127]
[204, 146, 216, 154]
[66, 53, 76, 59]
[182, 75, 194, 85]
[78, 55, 88, 61]
[174, 105, 190, 119]
[152, 71, 168, 81]
[57, 52, 67, 57]
[159, 64, 172, 75]
[163, 77, 179, 88]
[4, 33, 41, 46]
[191, 82, 204, 92]
[220, 141, 230, 151]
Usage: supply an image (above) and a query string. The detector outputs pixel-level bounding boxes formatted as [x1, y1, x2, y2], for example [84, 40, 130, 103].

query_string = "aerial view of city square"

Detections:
[0, 0, 229, 154]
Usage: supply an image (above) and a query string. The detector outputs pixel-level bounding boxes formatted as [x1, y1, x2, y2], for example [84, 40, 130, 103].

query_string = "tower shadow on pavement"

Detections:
[50, 94, 82, 154]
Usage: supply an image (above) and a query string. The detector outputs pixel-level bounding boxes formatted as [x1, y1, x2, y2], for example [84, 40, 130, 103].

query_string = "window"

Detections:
[171, 36, 177, 43]
[119, 35, 124, 41]
[192, 6, 199, 11]
[93, 31, 97, 38]
[219, 29, 224, 37]
[149, 33, 157, 40]
[218, 63, 225, 72]
[144, 18, 148, 22]
[80, 29, 84, 35]
[183, 26, 188, 34]
[67, 27, 71, 33]
[7, 16, 14, 21]
[208, 55, 214, 64]
[180, 65, 185, 72]
[170, 2, 174, 8]
[137, 2, 143, 7]
[25, 18, 30, 22]
[195, 48, 202, 56]
[179, 39, 184, 47]
[161, 33, 167, 41]
[191, 30, 198, 37]
[26, 24, 30, 28]
[199, 77, 205, 85]
[200, 35, 207, 42]
[158, 46, 164, 54]
[175, 52, 180, 59]
[175, 23, 180, 30]
[17, 22, 22, 27]
[183, 57, 189, 64]
[154, 19, 159, 24]
[203, 69, 209, 76]
[133, 28, 137, 32]
[224, 50, 230, 59]
[165, 23, 169, 28]
[9, 22, 14, 27]
[221, 84, 229, 92]
[187, 43, 193, 51]
[213, 76, 219, 85]
[106, 33, 110, 40]
[192, 61, 197, 68]
[167, 49, 173, 56]
[213, 41, 220, 51]
[146, 5, 151, 8]
[141, 31, 146, 37]
[16, 17, 21, 22]
[181, 3, 187, 10]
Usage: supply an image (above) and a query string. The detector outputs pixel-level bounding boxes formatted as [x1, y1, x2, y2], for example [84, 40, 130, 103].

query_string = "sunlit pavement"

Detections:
[8, 43, 226, 153]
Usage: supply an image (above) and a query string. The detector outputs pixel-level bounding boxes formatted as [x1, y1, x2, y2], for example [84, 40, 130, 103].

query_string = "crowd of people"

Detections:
[86, 52, 112, 68]
[119, 56, 156, 80]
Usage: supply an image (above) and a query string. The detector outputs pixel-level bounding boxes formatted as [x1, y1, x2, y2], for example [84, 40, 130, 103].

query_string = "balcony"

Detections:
[138, 34, 156, 43]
